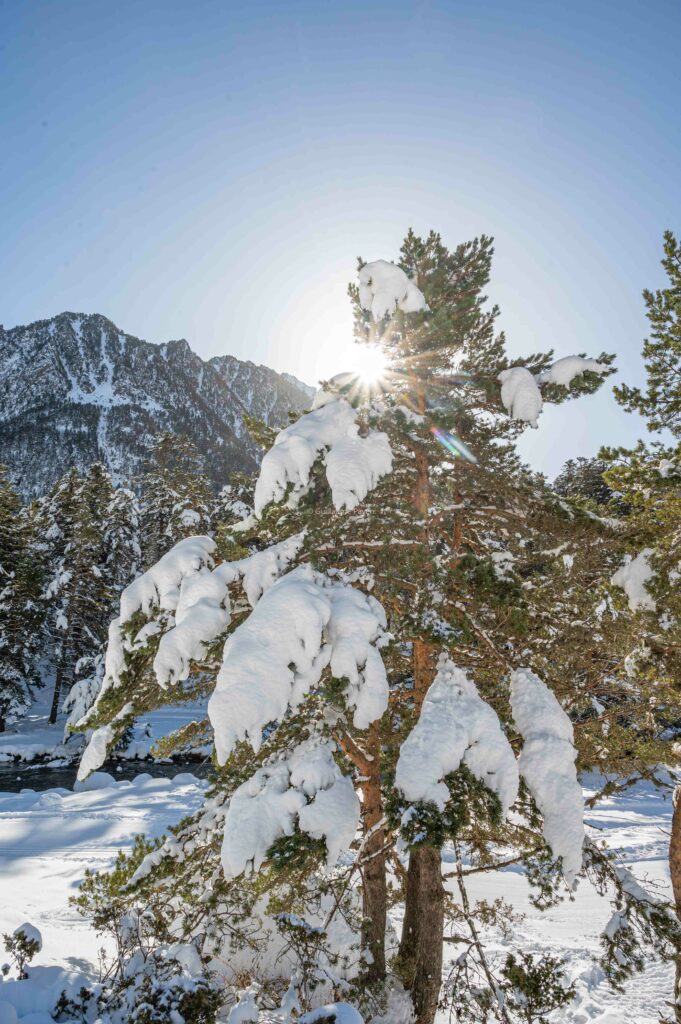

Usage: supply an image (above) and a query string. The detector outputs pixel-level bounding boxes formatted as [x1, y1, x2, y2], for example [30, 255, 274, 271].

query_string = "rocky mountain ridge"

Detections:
[0, 312, 315, 499]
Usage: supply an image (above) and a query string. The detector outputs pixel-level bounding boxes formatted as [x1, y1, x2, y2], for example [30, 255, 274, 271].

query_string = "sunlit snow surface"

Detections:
[0, 774, 673, 1022]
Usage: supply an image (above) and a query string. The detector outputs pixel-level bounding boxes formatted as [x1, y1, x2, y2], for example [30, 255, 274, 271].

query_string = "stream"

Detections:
[0, 758, 214, 793]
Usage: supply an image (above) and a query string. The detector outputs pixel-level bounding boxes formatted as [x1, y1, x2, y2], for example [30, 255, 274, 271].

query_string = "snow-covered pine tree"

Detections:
[140, 433, 214, 567]
[0, 466, 44, 731]
[75, 231, 677, 1024]
[36, 463, 141, 724]
[596, 231, 681, 1018]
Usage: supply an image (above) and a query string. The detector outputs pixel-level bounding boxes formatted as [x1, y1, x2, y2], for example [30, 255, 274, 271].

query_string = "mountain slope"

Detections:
[0, 312, 315, 499]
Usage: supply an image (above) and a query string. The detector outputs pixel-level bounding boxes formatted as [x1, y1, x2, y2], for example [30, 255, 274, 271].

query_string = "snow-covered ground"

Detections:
[0, 772, 209, 1021]
[438, 777, 674, 1022]
[0, 773, 673, 1022]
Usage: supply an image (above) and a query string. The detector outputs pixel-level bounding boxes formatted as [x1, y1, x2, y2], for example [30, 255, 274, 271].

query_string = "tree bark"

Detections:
[398, 393, 445, 1022]
[399, 639, 443, 1023]
[360, 721, 387, 981]
[49, 658, 66, 725]
[399, 845, 445, 1024]
[670, 784, 681, 1019]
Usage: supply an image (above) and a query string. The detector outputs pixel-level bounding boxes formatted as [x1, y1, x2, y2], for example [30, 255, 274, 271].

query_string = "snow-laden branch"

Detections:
[76, 535, 305, 775]
[510, 667, 584, 885]
[610, 548, 656, 612]
[358, 259, 428, 319]
[221, 739, 359, 878]
[253, 397, 392, 515]
[536, 356, 609, 386]
[395, 655, 519, 816]
[120, 535, 217, 621]
[154, 533, 305, 687]
[208, 564, 389, 764]
[499, 357, 610, 427]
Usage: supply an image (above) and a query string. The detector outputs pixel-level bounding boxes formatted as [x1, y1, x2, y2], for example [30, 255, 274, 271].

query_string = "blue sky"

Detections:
[2, 0, 680, 475]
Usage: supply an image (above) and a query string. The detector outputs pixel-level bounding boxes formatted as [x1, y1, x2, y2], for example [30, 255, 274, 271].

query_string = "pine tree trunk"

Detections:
[398, 439, 445, 1023]
[49, 658, 66, 725]
[360, 721, 387, 982]
[399, 639, 444, 1023]
[409, 845, 445, 1024]
[670, 784, 681, 1020]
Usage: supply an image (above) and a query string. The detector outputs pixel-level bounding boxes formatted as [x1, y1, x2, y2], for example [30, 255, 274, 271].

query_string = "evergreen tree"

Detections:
[37, 464, 136, 724]
[613, 230, 681, 435]
[598, 231, 681, 1019]
[140, 433, 213, 567]
[0, 467, 43, 731]
[553, 456, 615, 506]
[76, 232, 677, 1024]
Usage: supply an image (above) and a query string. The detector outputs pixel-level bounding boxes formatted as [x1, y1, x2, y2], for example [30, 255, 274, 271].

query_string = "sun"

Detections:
[353, 344, 388, 384]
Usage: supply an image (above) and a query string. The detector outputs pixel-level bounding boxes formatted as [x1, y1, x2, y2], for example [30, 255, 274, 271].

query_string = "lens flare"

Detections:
[430, 426, 478, 465]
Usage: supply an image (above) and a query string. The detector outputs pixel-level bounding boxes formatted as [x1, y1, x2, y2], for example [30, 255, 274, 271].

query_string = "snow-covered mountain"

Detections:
[0, 312, 315, 499]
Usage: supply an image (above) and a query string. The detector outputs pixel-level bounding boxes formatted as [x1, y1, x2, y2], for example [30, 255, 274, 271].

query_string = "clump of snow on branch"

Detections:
[13, 922, 42, 951]
[395, 655, 519, 816]
[221, 739, 359, 878]
[120, 535, 217, 621]
[611, 549, 657, 612]
[208, 565, 389, 764]
[154, 533, 305, 687]
[536, 356, 609, 387]
[358, 259, 427, 319]
[254, 398, 392, 515]
[510, 668, 584, 886]
[300, 1005, 365, 1024]
[77, 702, 134, 781]
[498, 367, 543, 427]
[76, 535, 306, 778]
[499, 356, 610, 426]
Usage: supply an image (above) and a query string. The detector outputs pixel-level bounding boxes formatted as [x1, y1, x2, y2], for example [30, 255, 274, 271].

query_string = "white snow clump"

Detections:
[120, 535, 216, 621]
[254, 397, 392, 515]
[510, 668, 584, 886]
[358, 259, 427, 319]
[154, 533, 305, 687]
[13, 922, 42, 951]
[499, 356, 609, 427]
[658, 458, 677, 478]
[77, 702, 134, 781]
[610, 548, 656, 612]
[221, 739, 359, 878]
[498, 367, 543, 427]
[536, 356, 609, 386]
[208, 564, 389, 764]
[395, 655, 519, 816]
[300, 1005, 365, 1024]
